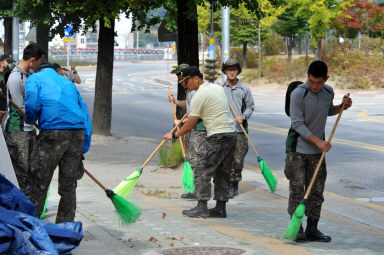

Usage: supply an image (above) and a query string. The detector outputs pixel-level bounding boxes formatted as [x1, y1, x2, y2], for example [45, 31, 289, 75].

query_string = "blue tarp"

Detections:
[0, 174, 84, 254]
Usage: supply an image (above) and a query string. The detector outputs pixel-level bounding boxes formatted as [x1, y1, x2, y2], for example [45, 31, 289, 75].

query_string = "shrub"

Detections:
[158, 142, 183, 168]
[263, 33, 286, 56]
[323, 46, 384, 88]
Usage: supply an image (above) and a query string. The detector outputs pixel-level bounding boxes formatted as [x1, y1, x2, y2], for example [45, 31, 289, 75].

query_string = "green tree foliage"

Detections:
[274, 3, 307, 61]
[332, 0, 384, 55]
[292, 0, 353, 60]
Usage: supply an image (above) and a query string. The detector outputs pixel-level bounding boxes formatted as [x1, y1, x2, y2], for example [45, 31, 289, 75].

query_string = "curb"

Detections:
[153, 78, 173, 87]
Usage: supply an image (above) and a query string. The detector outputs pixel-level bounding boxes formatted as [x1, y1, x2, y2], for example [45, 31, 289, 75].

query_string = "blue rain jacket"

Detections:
[0, 174, 84, 254]
[24, 68, 92, 153]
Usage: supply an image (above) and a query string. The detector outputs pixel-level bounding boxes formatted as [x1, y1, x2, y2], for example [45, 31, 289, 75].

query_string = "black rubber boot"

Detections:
[295, 224, 307, 242]
[181, 193, 196, 199]
[233, 181, 239, 197]
[182, 200, 209, 218]
[305, 217, 331, 242]
[208, 201, 227, 218]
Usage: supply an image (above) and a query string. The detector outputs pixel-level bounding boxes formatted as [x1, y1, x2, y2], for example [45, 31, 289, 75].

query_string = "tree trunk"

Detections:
[305, 31, 309, 66]
[258, 24, 261, 79]
[315, 39, 322, 60]
[242, 42, 247, 69]
[298, 35, 302, 55]
[4, 17, 12, 55]
[92, 18, 115, 136]
[176, 0, 199, 120]
[287, 37, 293, 62]
[36, 24, 50, 61]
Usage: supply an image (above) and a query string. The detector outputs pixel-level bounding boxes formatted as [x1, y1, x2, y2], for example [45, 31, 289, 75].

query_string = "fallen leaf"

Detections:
[130, 245, 135, 248]
[177, 236, 184, 241]
[149, 236, 158, 242]
[162, 212, 166, 219]
[169, 241, 174, 246]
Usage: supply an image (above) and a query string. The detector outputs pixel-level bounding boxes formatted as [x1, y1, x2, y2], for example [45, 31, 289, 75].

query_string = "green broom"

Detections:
[226, 96, 278, 193]
[84, 169, 141, 225]
[39, 187, 50, 219]
[113, 111, 190, 197]
[283, 102, 346, 240]
[7, 100, 140, 225]
[168, 87, 194, 193]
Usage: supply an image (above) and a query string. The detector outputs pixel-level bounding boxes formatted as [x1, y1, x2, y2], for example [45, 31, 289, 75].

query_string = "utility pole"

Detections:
[258, 23, 261, 79]
[221, 6, 230, 83]
[205, 1, 217, 82]
[12, 2, 19, 61]
[136, 30, 139, 60]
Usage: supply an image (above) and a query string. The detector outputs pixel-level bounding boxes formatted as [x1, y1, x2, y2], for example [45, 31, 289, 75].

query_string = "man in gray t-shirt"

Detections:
[222, 59, 254, 198]
[284, 61, 352, 242]
[3, 43, 45, 193]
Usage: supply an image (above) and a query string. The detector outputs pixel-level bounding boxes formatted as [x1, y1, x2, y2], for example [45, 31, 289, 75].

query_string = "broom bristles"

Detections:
[113, 168, 142, 198]
[283, 203, 306, 240]
[182, 160, 195, 193]
[258, 156, 278, 193]
[40, 187, 50, 219]
[111, 194, 141, 225]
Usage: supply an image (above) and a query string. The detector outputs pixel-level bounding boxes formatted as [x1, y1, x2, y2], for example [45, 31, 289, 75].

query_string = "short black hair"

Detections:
[52, 63, 62, 71]
[35, 62, 54, 72]
[22, 43, 45, 61]
[308, 60, 328, 79]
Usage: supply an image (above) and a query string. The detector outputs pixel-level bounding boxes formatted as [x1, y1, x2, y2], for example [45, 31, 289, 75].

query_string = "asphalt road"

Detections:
[77, 61, 384, 230]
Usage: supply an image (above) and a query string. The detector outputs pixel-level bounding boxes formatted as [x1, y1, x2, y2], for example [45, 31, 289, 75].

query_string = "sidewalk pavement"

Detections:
[41, 133, 384, 255]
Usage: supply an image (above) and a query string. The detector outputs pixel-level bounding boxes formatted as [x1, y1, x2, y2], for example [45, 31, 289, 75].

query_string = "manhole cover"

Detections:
[159, 246, 245, 255]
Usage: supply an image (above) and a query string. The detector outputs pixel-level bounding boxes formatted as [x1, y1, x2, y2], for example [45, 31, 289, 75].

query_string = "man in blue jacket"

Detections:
[24, 62, 92, 223]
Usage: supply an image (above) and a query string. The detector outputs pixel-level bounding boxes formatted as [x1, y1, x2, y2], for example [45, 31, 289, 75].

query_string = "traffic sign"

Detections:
[64, 23, 75, 38]
[62, 37, 74, 42]
[171, 42, 175, 54]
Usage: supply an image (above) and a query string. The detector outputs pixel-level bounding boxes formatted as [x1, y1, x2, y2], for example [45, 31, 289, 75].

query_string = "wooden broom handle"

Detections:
[216, 81, 260, 157]
[141, 111, 189, 168]
[227, 99, 260, 157]
[168, 87, 186, 157]
[84, 168, 107, 191]
[304, 100, 347, 199]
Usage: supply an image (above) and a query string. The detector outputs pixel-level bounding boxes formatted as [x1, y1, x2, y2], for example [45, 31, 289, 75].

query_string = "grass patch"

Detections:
[158, 142, 183, 168]
[50, 60, 96, 67]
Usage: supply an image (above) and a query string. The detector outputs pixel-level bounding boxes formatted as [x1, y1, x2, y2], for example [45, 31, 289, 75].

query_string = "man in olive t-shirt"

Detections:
[164, 66, 236, 218]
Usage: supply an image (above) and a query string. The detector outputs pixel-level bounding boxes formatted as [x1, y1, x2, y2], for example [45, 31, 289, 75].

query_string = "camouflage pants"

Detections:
[284, 152, 327, 220]
[231, 132, 249, 182]
[4, 130, 36, 194]
[194, 132, 236, 202]
[187, 129, 207, 170]
[27, 129, 84, 223]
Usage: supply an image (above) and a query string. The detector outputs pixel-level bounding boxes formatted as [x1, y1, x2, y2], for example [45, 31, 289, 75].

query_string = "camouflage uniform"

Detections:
[4, 130, 36, 193]
[187, 129, 207, 170]
[284, 152, 327, 219]
[231, 132, 249, 182]
[194, 132, 236, 201]
[27, 129, 84, 223]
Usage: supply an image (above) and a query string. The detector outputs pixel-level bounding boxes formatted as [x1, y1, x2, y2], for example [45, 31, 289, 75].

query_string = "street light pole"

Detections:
[12, 2, 19, 61]
[221, 6, 230, 83]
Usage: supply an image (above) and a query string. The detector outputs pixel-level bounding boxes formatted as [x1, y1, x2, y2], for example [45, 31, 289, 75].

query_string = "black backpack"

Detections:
[285, 81, 304, 116]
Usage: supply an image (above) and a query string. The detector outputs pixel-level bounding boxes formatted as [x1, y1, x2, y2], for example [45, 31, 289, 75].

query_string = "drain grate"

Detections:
[159, 246, 245, 255]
